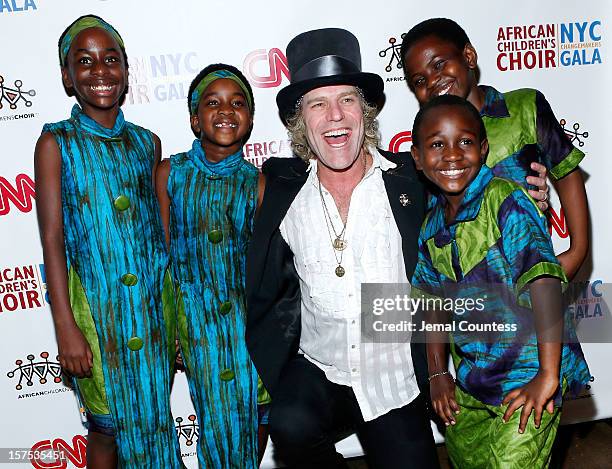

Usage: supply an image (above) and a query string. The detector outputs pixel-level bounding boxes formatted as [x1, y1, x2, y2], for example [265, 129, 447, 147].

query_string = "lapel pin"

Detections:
[399, 194, 411, 206]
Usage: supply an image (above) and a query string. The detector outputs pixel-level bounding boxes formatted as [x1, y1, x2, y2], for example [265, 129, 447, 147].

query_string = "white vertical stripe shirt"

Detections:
[279, 147, 419, 421]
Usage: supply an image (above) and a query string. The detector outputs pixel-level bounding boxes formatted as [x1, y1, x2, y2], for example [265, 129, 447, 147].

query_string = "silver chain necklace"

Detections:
[317, 154, 367, 277]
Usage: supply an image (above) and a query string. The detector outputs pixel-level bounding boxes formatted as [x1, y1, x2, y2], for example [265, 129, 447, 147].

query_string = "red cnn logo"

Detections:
[0, 174, 35, 216]
[388, 131, 412, 153]
[243, 48, 290, 88]
[548, 207, 569, 239]
[30, 435, 87, 469]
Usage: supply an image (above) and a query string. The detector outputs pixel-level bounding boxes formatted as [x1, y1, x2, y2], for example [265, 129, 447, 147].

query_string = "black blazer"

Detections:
[246, 149, 429, 398]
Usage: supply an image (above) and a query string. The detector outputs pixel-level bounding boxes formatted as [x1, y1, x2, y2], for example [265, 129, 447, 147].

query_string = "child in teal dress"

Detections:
[156, 63, 270, 468]
[34, 15, 182, 468]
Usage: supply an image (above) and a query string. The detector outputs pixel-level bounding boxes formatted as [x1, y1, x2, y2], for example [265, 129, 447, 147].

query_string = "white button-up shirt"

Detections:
[279, 147, 419, 421]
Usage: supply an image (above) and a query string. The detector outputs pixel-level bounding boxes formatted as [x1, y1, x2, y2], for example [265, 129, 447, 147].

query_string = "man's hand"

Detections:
[57, 323, 93, 378]
[501, 370, 559, 433]
[430, 373, 460, 426]
[527, 162, 550, 211]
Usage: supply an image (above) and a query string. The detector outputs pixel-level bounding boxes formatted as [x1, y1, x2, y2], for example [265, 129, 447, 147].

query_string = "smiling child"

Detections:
[156, 63, 269, 468]
[410, 95, 590, 469]
[402, 18, 589, 280]
[34, 14, 183, 468]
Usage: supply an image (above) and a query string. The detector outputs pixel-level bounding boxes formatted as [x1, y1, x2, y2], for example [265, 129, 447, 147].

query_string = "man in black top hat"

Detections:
[246, 28, 439, 468]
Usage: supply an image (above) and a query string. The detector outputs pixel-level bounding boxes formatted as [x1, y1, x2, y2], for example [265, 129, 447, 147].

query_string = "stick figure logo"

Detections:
[379, 34, 406, 73]
[560, 119, 589, 147]
[175, 414, 199, 446]
[0, 75, 36, 110]
[6, 352, 63, 390]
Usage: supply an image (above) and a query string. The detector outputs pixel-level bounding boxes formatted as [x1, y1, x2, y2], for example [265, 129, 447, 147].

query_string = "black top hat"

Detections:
[276, 28, 384, 124]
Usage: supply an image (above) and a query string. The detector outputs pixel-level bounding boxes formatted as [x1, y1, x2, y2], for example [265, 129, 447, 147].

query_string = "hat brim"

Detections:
[276, 72, 384, 125]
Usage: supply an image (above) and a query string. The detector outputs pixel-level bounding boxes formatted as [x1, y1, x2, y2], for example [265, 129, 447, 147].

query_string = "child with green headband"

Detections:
[156, 63, 270, 468]
[35, 14, 183, 468]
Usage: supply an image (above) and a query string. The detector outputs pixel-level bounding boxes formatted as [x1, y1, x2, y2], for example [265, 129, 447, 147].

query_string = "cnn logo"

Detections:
[243, 48, 290, 88]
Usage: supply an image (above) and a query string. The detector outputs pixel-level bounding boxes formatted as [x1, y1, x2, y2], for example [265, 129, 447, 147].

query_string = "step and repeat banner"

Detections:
[1, 0, 610, 467]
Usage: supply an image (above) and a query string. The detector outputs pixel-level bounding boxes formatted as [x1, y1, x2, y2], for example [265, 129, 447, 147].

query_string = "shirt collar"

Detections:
[427, 165, 494, 247]
[479, 85, 510, 118]
[307, 146, 395, 187]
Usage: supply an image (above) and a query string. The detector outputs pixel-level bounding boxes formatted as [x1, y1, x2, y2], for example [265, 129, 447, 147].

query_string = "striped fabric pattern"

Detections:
[412, 165, 590, 406]
[43, 105, 183, 467]
[167, 139, 260, 468]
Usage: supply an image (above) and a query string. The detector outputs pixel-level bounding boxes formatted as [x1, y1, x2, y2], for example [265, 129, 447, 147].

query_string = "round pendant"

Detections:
[335, 265, 345, 277]
[333, 238, 347, 251]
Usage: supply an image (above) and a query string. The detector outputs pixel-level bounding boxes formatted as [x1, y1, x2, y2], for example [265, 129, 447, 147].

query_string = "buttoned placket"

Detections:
[319, 184, 359, 375]
[289, 150, 419, 421]
[336, 161, 378, 379]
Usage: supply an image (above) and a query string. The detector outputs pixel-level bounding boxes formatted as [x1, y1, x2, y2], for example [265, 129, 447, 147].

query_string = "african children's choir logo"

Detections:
[0, 75, 37, 121]
[176, 414, 199, 458]
[378, 33, 407, 83]
[244, 138, 292, 169]
[6, 351, 71, 401]
[176, 414, 199, 446]
[0, 0, 37, 13]
[0, 264, 48, 313]
[125, 51, 199, 105]
[546, 117, 589, 239]
[496, 20, 602, 71]
[6, 352, 63, 390]
[243, 48, 290, 88]
[560, 118, 589, 148]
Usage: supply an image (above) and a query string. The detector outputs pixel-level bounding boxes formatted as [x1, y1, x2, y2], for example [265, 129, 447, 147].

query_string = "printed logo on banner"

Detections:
[243, 48, 290, 89]
[0, 264, 48, 313]
[564, 280, 610, 364]
[378, 34, 407, 83]
[6, 351, 64, 390]
[567, 280, 606, 322]
[244, 138, 292, 168]
[496, 20, 602, 71]
[546, 116, 589, 239]
[125, 52, 199, 105]
[176, 414, 199, 458]
[561, 118, 589, 148]
[0, 76, 38, 122]
[0, 173, 36, 216]
[30, 435, 87, 469]
[0, 0, 37, 13]
[388, 130, 412, 153]
[547, 208, 568, 239]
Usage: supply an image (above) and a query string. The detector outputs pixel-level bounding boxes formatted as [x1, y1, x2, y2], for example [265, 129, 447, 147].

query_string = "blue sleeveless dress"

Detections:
[43, 105, 183, 467]
[167, 139, 260, 468]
